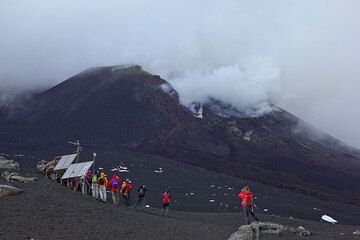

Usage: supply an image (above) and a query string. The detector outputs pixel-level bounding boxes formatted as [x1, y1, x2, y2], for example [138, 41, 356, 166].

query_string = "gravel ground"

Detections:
[1, 172, 359, 240]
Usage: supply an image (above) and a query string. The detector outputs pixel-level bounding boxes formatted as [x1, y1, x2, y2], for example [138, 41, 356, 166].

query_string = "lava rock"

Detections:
[0, 184, 22, 196]
[0, 156, 19, 170]
[2, 171, 38, 183]
[228, 222, 284, 240]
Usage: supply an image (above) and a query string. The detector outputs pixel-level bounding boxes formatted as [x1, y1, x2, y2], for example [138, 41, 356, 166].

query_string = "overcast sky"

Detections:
[1, 0, 359, 148]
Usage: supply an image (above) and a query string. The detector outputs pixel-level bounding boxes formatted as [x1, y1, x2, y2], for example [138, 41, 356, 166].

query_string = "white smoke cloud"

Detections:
[169, 56, 282, 116]
[0, 0, 359, 147]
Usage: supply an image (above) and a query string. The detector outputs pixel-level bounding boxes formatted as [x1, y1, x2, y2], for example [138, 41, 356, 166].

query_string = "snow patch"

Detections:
[321, 215, 337, 224]
[209, 200, 215, 203]
[111, 64, 137, 72]
[243, 130, 254, 141]
[189, 103, 203, 119]
[111, 165, 130, 172]
[154, 167, 164, 173]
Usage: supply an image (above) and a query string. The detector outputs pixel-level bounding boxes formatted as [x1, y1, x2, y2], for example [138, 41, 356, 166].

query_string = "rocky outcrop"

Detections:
[0, 184, 22, 196]
[285, 226, 311, 237]
[2, 171, 38, 183]
[228, 222, 312, 240]
[0, 156, 19, 170]
[228, 222, 284, 240]
[37, 160, 50, 172]
[353, 230, 360, 236]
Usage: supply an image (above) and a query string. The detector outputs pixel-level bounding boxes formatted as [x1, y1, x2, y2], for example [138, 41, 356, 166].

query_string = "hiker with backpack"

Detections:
[91, 171, 99, 199]
[98, 172, 108, 202]
[239, 186, 259, 225]
[133, 185, 148, 210]
[108, 173, 121, 205]
[160, 189, 171, 216]
[121, 179, 133, 206]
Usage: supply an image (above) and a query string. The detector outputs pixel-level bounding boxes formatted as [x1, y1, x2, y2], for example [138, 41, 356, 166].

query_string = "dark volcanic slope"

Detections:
[1, 64, 360, 206]
[1, 174, 359, 240]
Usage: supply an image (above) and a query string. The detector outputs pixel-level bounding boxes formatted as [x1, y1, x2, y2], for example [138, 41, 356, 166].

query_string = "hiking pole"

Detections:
[253, 202, 258, 209]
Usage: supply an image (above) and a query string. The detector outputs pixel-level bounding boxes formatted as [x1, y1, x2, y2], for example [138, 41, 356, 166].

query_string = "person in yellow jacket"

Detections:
[98, 172, 108, 202]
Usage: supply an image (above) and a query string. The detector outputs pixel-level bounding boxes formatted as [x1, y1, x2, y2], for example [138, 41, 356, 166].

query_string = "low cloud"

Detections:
[0, 0, 359, 147]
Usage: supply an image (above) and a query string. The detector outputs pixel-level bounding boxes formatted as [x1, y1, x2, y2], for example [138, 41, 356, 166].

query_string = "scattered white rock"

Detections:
[353, 230, 360, 235]
[145, 205, 150, 208]
[209, 200, 215, 203]
[264, 209, 268, 212]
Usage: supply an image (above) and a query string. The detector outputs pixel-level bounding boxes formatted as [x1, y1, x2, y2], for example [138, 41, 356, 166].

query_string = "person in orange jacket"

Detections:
[239, 186, 259, 224]
[98, 172, 108, 202]
[108, 173, 121, 205]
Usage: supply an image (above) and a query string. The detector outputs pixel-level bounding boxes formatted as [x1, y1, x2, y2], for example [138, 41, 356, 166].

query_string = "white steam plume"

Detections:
[169, 56, 282, 116]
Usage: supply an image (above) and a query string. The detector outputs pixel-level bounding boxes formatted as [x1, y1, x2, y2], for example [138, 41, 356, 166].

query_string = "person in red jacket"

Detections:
[239, 186, 259, 224]
[108, 173, 121, 205]
[160, 189, 171, 216]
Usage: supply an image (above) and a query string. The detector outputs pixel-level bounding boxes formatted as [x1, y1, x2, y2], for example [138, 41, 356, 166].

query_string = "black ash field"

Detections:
[1, 171, 359, 240]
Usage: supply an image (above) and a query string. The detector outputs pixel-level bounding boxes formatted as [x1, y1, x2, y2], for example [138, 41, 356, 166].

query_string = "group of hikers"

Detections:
[67, 169, 172, 215]
[64, 169, 258, 223]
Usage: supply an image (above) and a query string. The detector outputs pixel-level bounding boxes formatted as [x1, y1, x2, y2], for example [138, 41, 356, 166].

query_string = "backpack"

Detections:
[98, 177, 105, 185]
[163, 193, 170, 204]
[138, 188, 144, 197]
[92, 174, 98, 183]
[112, 178, 119, 188]
[121, 182, 127, 194]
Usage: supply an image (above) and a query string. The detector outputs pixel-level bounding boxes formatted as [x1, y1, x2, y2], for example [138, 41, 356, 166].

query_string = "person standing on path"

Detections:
[91, 171, 99, 199]
[121, 179, 133, 206]
[160, 189, 171, 216]
[98, 172, 108, 202]
[83, 170, 92, 196]
[133, 185, 148, 210]
[108, 173, 121, 205]
[239, 186, 259, 225]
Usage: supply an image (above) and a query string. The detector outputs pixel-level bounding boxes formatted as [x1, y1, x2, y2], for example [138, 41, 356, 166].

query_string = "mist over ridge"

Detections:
[0, 0, 359, 147]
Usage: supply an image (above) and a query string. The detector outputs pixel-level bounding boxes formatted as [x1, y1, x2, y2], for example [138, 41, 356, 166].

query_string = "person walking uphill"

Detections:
[133, 185, 148, 210]
[98, 172, 108, 202]
[239, 186, 259, 225]
[108, 173, 121, 205]
[91, 171, 99, 199]
[121, 179, 132, 206]
[160, 189, 171, 216]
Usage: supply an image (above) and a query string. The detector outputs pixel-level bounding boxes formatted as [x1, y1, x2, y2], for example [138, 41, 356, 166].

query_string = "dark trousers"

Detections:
[123, 192, 131, 206]
[243, 206, 259, 224]
[134, 197, 146, 210]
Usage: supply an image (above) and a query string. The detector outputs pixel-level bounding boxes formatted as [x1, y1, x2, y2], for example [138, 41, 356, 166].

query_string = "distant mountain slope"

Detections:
[1, 64, 359, 205]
